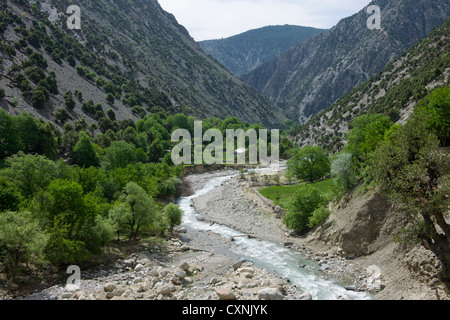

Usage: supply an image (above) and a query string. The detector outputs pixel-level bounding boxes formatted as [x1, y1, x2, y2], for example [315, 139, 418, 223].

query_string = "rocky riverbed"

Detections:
[7, 167, 375, 301]
[187, 170, 375, 295]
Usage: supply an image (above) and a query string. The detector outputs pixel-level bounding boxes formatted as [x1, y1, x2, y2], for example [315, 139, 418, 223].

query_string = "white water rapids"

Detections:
[177, 173, 372, 300]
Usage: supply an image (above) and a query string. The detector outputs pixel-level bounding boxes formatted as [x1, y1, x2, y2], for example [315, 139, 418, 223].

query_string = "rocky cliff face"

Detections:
[199, 25, 325, 77]
[306, 185, 448, 300]
[242, 0, 450, 123]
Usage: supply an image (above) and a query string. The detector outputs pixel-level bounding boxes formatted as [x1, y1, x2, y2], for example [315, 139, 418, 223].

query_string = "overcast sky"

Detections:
[158, 0, 373, 41]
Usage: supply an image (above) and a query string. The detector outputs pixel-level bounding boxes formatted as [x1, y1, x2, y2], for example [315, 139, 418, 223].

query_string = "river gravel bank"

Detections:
[186, 169, 374, 296]
[3, 167, 374, 301]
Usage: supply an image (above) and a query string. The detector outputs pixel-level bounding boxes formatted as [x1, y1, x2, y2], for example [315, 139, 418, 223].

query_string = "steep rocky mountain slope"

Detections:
[0, 0, 284, 129]
[291, 17, 450, 153]
[242, 0, 450, 123]
[199, 25, 326, 77]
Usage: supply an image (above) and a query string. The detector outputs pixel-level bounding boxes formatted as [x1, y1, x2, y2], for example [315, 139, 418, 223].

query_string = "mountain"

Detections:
[198, 25, 326, 77]
[242, 0, 450, 124]
[0, 0, 284, 128]
[291, 17, 450, 153]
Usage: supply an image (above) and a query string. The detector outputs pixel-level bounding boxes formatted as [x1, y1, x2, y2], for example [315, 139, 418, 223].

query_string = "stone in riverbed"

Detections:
[179, 261, 190, 271]
[216, 285, 236, 300]
[103, 284, 116, 292]
[257, 288, 284, 300]
[157, 283, 176, 296]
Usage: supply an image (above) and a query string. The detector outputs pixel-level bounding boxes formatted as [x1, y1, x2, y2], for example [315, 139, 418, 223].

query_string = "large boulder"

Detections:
[257, 288, 284, 300]
[216, 285, 236, 300]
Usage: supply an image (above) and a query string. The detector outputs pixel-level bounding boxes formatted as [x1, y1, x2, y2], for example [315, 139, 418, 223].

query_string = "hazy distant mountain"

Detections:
[199, 25, 326, 77]
[242, 0, 450, 123]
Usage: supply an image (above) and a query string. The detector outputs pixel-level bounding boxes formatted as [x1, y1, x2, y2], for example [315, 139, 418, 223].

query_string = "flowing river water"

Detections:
[177, 173, 372, 300]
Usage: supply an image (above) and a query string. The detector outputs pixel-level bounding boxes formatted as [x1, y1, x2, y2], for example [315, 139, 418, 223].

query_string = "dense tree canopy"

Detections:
[287, 146, 330, 182]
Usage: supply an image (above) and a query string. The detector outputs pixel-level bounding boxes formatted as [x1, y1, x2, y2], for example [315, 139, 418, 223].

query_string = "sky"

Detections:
[158, 0, 373, 41]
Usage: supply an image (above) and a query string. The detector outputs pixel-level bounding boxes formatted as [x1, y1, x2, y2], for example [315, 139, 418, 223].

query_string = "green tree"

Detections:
[106, 93, 115, 105]
[44, 218, 88, 268]
[415, 86, 450, 146]
[0, 211, 48, 285]
[31, 89, 47, 108]
[64, 90, 76, 111]
[39, 179, 87, 231]
[163, 203, 183, 233]
[5, 152, 56, 198]
[370, 114, 450, 285]
[103, 140, 136, 170]
[283, 184, 328, 233]
[14, 112, 39, 153]
[109, 182, 158, 241]
[287, 146, 330, 182]
[72, 132, 100, 168]
[0, 177, 21, 212]
[54, 108, 71, 124]
[345, 114, 393, 164]
[330, 152, 358, 192]
[0, 109, 19, 159]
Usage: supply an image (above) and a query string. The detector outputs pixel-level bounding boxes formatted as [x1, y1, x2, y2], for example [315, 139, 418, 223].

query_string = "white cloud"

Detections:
[158, 0, 373, 41]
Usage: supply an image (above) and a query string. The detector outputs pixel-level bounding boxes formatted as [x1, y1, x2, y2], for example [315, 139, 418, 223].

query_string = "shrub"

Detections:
[163, 203, 183, 233]
[0, 211, 48, 283]
[284, 184, 327, 233]
[31, 89, 47, 108]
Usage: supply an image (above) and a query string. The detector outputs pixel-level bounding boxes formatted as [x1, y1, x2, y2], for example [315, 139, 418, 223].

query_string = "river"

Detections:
[177, 173, 372, 300]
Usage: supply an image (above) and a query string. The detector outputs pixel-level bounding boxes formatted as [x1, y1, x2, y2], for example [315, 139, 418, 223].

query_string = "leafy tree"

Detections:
[106, 93, 115, 105]
[107, 109, 116, 121]
[44, 218, 88, 268]
[0, 109, 19, 159]
[103, 140, 136, 170]
[31, 89, 47, 108]
[14, 112, 39, 153]
[64, 90, 76, 111]
[135, 148, 148, 163]
[284, 184, 328, 233]
[72, 132, 100, 168]
[163, 203, 183, 233]
[39, 179, 87, 231]
[370, 114, 450, 285]
[54, 108, 71, 124]
[0, 211, 48, 285]
[5, 152, 56, 198]
[0, 177, 21, 212]
[148, 138, 164, 163]
[307, 207, 331, 229]
[330, 152, 358, 192]
[0, 88, 5, 100]
[345, 113, 393, 164]
[287, 146, 330, 182]
[109, 182, 158, 241]
[415, 86, 450, 146]
[108, 203, 129, 240]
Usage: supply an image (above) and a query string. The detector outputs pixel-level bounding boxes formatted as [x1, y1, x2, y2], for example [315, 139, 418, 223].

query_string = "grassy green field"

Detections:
[259, 178, 336, 208]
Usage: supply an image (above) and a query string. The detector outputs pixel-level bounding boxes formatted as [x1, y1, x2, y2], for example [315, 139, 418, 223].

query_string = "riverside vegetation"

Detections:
[258, 86, 450, 288]
[0, 107, 290, 291]
[0, 0, 449, 300]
